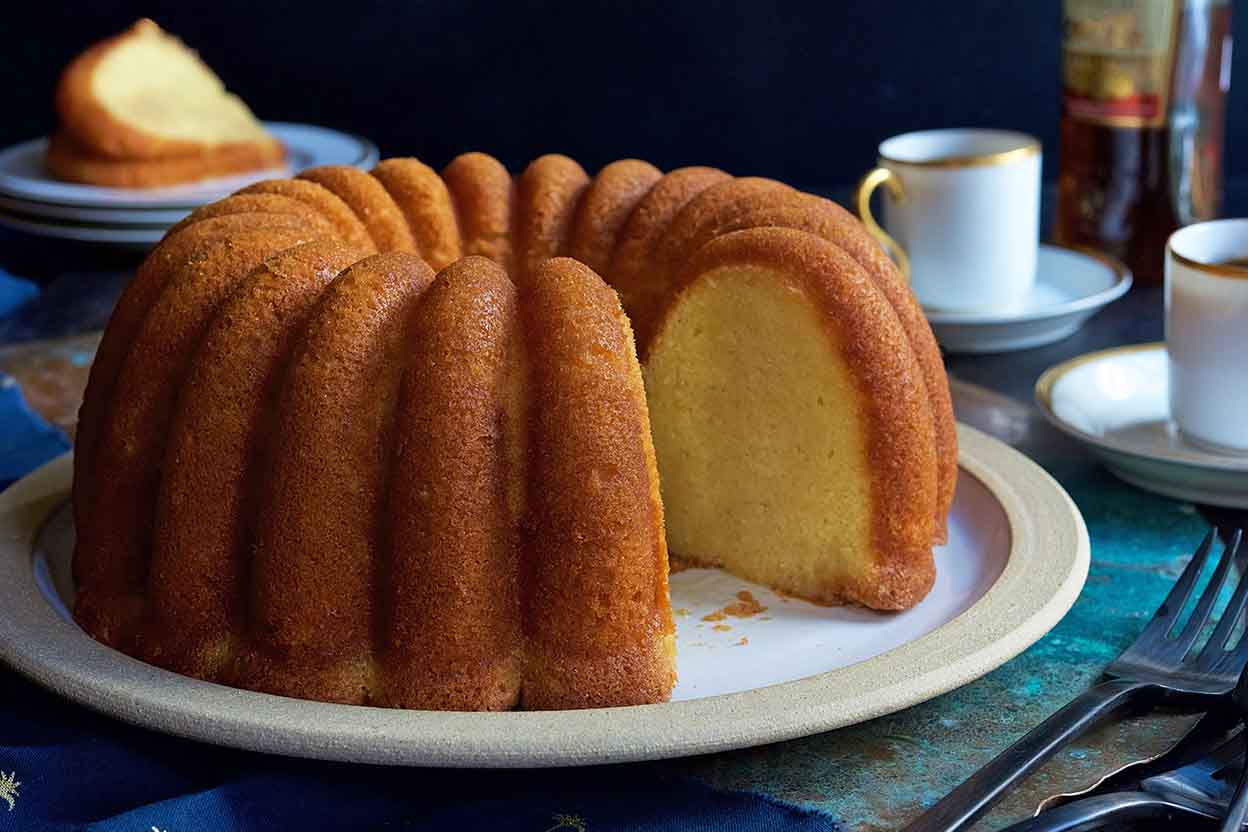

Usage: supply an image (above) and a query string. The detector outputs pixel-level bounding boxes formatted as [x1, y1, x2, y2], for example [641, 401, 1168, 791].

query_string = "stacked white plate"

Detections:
[0, 123, 379, 247]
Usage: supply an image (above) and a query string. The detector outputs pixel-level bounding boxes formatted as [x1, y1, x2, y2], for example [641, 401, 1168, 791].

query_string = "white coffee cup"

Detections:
[854, 128, 1041, 312]
[1166, 219, 1248, 455]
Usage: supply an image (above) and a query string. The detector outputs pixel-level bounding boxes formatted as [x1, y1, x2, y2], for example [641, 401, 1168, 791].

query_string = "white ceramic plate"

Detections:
[0, 207, 165, 246]
[0, 123, 378, 211]
[0, 194, 188, 226]
[1036, 343, 1248, 508]
[925, 244, 1132, 354]
[0, 425, 1087, 767]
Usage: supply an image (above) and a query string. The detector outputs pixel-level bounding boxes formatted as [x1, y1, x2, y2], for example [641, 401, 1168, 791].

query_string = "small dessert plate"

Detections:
[925, 244, 1131, 354]
[0, 122, 379, 211]
[1036, 343, 1248, 508]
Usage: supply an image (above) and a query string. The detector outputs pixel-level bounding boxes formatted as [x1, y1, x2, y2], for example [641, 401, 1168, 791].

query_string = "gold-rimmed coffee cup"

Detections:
[854, 128, 1042, 311]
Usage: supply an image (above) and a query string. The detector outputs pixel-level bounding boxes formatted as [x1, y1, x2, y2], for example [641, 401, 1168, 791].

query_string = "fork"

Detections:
[905, 528, 1248, 832]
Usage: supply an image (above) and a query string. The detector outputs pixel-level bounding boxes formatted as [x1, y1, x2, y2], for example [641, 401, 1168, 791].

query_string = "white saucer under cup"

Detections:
[1166, 219, 1248, 456]
[855, 128, 1042, 312]
[1036, 344, 1248, 509]
[923, 244, 1131, 354]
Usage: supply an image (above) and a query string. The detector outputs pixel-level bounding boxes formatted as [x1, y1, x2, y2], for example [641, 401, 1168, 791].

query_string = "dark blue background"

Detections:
[6, 1, 1246, 191]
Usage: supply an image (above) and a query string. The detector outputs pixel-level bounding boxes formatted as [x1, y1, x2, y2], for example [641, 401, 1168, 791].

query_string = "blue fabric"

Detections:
[0, 673, 839, 832]
[0, 348, 838, 831]
[0, 374, 70, 487]
[0, 267, 38, 320]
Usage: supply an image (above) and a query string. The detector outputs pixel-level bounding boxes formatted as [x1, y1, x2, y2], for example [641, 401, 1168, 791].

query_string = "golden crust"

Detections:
[166, 193, 331, 237]
[72, 213, 320, 548]
[53, 19, 282, 161]
[513, 154, 589, 283]
[73, 220, 333, 650]
[520, 257, 674, 708]
[569, 159, 663, 276]
[607, 165, 731, 349]
[651, 177, 794, 279]
[232, 252, 436, 703]
[46, 130, 285, 188]
[377, 256, 525, 710]
[297, 165, 416, 254]
[140, 240, 366, 679]
[660, 227, 938, 609]
[372, 158, 463, 270]
[237, 178, 377, 254]
[441, 152, 514, 271]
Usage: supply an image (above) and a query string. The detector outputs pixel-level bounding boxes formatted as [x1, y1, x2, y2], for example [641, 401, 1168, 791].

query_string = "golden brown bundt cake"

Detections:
[441, 152, 515, 270]
[649, 184, 957, 543]
[650, 176, 797, 278]
[232, 252, 438, 703]
[377, 256, 526, 710]
[645, 227, 939, 610]
[513, 154, 590, 282]
[46, 130, 285, 188]
[569, 159, 663, 276]
[73, 219, 335, 649]
[372, 158, 463, 270]
[608, 165, 732, 348]
[140, 239, 368, 679]
[72, 213, 323, 540]
[237, 178, 376, 254]
[72, 152, 956, 713]
[166, 193, 329, 236]
[297, 165, 416, 253]
[520, 257, 675, 709]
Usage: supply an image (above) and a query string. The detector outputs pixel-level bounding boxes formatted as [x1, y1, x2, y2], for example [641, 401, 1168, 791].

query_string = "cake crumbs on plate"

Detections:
[712, 623, 732, 632]
[701, 590, 768, 622]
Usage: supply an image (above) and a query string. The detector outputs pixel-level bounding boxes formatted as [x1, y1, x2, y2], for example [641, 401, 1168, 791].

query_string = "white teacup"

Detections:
[1166, 219, 1248, 455]
[855, 128, 1041, 312]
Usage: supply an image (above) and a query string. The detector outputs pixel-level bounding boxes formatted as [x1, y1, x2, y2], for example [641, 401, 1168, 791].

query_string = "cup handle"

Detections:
[854, 166, 910, 281]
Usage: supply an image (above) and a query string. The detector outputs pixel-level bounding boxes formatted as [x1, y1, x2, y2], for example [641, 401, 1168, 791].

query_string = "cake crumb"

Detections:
[723, 590, 767, 618]
[701, 591, 768, 622]
[674, 607, 690, 617]
[736, 636, 749, 646]
[712, 623, 732, 632]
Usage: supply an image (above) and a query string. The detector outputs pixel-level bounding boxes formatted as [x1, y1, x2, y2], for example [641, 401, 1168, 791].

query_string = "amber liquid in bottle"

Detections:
[1056, 1, 1231, 286]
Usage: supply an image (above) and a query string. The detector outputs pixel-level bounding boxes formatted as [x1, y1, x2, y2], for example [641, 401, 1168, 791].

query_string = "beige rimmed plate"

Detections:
[0, 425, 1087, 767]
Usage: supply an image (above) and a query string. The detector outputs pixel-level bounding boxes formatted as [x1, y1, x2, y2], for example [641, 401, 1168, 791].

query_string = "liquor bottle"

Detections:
[1056, 0, 1232, 286]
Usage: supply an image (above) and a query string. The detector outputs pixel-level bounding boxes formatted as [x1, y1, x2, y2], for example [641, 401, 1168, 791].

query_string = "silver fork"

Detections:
[905, 528, 1248, 832]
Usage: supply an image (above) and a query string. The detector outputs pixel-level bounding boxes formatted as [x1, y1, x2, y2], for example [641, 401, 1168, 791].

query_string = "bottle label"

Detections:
[1063, 0, 1180, 127]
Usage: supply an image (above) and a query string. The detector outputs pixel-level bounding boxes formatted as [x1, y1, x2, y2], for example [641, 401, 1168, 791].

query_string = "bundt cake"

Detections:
[72, 152, 956, 711]
[50, 19, 285, 186]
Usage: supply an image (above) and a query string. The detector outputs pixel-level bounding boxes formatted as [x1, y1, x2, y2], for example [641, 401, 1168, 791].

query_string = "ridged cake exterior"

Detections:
[73, 152, 955, 710]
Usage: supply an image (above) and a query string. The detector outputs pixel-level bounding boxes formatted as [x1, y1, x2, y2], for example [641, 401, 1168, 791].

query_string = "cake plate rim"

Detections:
[0, 423, 1089, 767]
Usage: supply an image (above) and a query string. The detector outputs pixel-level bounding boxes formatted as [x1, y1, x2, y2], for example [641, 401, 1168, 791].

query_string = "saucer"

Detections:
[924, 244, 1131, 354]
[0, 122, 378, 212]
[1035, 343, 1248, 508]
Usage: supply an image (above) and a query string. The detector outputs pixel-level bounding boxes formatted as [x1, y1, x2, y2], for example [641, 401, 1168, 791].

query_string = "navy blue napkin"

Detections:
[1, 666, 838, 830]
[0, 275, 840, 831]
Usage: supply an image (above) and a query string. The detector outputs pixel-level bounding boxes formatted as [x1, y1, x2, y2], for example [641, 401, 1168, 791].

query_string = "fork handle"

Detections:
[903, 678, 1153, 832]
[998, 792, 1214, 832]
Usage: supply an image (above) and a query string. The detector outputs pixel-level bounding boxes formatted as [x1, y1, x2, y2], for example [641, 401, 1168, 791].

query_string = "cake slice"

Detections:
[645, 227, 939, 611]
[54, 19, 284, 165]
